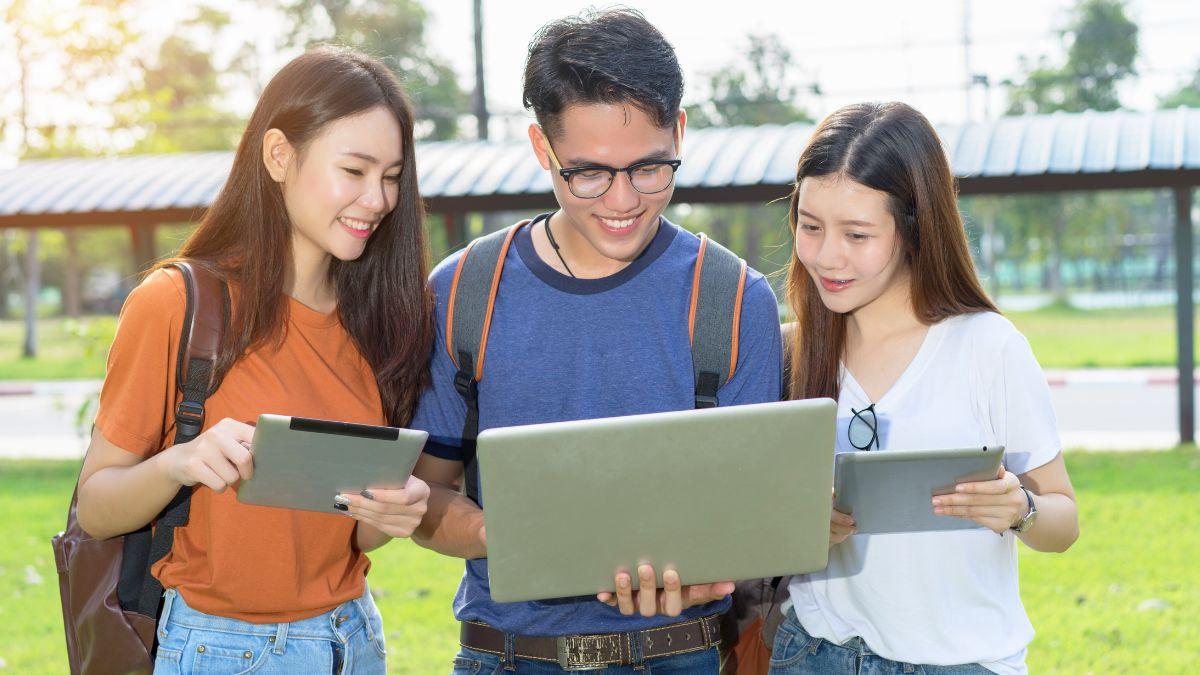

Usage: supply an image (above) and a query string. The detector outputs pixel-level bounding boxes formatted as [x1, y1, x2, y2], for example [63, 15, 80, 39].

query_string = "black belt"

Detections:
[459, 614, 722, 671]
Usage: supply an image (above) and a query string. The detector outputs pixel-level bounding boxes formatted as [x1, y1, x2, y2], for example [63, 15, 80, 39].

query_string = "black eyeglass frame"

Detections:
[848, 403, 879, 451]
[539, 126, 683, 200]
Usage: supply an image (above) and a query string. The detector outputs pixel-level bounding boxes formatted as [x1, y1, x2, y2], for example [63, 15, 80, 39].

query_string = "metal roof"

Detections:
[2, 108, 1198, 228]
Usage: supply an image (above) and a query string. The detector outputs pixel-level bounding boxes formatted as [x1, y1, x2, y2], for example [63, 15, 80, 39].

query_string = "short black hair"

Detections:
[522, 8, 684, 140]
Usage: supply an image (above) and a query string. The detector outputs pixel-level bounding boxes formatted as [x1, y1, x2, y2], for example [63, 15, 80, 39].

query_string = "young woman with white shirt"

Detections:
[771, 102, 1079, 675]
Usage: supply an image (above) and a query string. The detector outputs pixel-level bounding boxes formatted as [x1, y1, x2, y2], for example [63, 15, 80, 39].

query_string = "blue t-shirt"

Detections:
[411, 214, 783, 636]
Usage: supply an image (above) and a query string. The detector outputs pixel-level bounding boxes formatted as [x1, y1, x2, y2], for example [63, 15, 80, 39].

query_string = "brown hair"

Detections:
[786, 102, 996, 401]
[162, 45, 433, 425]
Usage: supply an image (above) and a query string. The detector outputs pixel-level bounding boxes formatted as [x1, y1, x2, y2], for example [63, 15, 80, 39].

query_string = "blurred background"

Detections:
[0, 1, 1197, 672]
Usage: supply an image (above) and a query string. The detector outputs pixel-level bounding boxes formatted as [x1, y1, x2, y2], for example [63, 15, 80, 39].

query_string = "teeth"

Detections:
[599, 216, 636, 230]
[339, 216, 374, 231]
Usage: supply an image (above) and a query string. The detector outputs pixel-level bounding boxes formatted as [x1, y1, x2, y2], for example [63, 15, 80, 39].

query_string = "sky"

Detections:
[419, 0, 1200, 140]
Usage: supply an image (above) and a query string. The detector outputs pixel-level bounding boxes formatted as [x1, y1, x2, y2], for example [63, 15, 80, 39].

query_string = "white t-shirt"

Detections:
[788, 311, 1061, 674]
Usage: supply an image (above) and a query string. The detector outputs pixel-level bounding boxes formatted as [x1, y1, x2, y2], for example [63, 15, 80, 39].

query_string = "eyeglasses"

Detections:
[848, 403, 879, 451]
[541, 130, 682, 200]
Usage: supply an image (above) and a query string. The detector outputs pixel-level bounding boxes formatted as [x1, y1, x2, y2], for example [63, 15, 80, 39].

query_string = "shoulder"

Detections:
[121, 267, 188, 319]
[940, 311, 1022, 350]
[428, 247, 467, 299]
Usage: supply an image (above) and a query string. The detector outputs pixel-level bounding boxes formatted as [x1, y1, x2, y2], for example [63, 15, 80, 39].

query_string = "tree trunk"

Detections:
[63, 228, 82, 317]
[22, 229, 39, 358]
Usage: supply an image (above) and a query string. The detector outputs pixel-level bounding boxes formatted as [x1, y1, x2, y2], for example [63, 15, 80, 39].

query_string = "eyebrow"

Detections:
[563, 148, 675, 168]
[797, 209, 877, 227]
[341, 151, 404, 168]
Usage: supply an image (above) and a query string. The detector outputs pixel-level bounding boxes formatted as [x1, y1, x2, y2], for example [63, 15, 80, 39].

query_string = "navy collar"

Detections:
[514, 212, 678, 295]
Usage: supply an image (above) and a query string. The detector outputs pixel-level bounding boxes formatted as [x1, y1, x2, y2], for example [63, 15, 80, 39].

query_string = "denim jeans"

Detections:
[449, 643, 720, 674]
[768, 608, 993, 675]
[153, 585, 387, 674]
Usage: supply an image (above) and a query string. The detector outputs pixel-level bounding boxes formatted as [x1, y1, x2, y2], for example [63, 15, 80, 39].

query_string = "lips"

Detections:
[597, 212, 641, 237]
[819, 276, 854, 292]
[338, 216, 377, 239]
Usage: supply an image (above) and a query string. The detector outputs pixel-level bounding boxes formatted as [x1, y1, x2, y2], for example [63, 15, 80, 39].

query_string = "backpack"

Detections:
[444, 219, 748, 505]
[719, 322, 799, 675]
[52, 261, 228, 674]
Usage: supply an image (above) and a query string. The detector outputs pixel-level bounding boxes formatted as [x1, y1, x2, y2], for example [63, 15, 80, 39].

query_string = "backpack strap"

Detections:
[445, 222, 527, 504]
[688, 233, 748, 409]
[133, 261, 228, 618]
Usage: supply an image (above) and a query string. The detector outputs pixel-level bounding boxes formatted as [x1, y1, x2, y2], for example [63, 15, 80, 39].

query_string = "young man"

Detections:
[409, 9, 781, 673]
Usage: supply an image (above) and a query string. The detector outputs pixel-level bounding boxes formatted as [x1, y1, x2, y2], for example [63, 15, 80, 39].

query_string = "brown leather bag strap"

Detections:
[135, 261, 228, 618]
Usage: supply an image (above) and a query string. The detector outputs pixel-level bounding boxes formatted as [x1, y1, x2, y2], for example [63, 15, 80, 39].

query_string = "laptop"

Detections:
[476, 398, 836, 603]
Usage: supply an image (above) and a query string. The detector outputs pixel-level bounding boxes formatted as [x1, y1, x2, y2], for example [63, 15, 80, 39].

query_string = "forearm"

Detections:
[1017, 491, 1078, 553]
[355, 523, 393, 553]
[412, 483, 486, 559]
[77, 452, 183, 540]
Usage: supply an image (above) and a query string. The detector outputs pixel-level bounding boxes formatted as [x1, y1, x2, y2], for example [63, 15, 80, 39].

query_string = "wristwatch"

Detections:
[1011, 486, 1038, 533]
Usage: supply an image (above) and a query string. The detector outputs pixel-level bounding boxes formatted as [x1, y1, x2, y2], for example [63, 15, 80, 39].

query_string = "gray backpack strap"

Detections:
[445, 221, 527, 504]
[688, 233, 748, 409]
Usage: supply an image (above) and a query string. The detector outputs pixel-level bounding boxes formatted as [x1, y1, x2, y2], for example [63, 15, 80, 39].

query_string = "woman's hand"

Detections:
[160, 417, 255, 492]
[597, 564, 734, 618]
[830, 506, 856, 547]
[338, 475, 431, 539]
[932, 465, 1027, 534]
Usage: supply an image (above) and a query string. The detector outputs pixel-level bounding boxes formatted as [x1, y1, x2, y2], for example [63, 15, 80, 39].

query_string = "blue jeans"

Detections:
[153, 585, 387, 674]
[769, 608, 992, 675]
[449, 644, 720, 674]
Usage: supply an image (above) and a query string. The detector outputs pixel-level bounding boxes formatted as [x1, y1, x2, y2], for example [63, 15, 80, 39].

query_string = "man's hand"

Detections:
[597, 563, 733, 618]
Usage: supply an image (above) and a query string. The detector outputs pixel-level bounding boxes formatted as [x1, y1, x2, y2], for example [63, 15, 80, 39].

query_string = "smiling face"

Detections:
[269, 105, 404, 265]
[530, 103, 684, 270]
[793, 173, 909, 316]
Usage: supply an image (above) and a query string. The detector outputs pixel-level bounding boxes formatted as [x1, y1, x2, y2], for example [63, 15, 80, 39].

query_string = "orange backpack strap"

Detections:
[688, 233, 748, 408]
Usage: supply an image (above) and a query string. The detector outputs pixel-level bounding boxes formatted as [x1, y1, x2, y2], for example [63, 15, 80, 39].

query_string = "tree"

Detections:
[277, 0, 467, 140]
[1005, 0, 1138, 115]
[115, 5, 248, 153]
[1000, 0, 1140, 302]
[688, 34, 813, 129]
[1159, 64, 1200, 109]
[681, 34, 811, 283]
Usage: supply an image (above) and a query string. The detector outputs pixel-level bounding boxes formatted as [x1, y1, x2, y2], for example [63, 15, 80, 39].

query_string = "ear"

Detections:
[261, 128, 295, 183]
[674, 109, 687, 158]
[528, 123, 552, 171]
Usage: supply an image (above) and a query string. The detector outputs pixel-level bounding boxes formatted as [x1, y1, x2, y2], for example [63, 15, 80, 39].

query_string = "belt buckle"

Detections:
[556, 633, 620, 671]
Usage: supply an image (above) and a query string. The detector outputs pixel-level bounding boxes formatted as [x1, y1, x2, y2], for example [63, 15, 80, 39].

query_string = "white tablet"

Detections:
[833, 446, 1005, 534]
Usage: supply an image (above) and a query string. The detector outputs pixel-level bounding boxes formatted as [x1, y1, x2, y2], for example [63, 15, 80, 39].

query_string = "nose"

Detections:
[812, 231, 844, 272]
[600, 171, 640, 213]
[359, 179, 389, 214]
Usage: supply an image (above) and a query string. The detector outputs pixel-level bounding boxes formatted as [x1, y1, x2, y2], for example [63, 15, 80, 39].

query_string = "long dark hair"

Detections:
[162, 45, 433, 426]
[786, 102, 996, 401]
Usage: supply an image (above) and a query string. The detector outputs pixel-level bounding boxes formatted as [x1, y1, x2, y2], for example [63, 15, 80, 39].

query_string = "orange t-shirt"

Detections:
[94, 268, 384, 623]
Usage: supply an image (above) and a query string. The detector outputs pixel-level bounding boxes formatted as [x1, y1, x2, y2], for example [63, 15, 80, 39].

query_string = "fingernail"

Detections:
[932, 498, 941, 506]
[360, 489, 375, 500]
[956, 485, 966, 492]
[333, 502, 349, 512]
[934, 507, 944, 514]
[334, 495, 351, 506]
[618, 576, 629, 589]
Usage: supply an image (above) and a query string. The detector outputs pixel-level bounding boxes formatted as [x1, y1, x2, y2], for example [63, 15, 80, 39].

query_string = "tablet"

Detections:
[833, 446, 1005, 534]
[477, 398, 837, 603]
[236, 414, 428, 514]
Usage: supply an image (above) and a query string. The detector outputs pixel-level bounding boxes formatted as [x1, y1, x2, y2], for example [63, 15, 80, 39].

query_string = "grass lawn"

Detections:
[2, 448, 1196, 673]
[0, 305, 1190, 380]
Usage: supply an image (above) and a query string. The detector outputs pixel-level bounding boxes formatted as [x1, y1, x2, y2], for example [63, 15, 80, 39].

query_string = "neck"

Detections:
[845, 273, 919, 347]
[544, 210, 659, 278]
[286, 233, 335, 313]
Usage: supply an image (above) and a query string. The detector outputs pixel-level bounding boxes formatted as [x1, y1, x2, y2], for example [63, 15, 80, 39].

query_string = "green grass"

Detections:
[1008, 304, 1185, 369]
[0, 304, 1189, 379]
[2, 449, 1196, 673]
[0, 317, 115, 380]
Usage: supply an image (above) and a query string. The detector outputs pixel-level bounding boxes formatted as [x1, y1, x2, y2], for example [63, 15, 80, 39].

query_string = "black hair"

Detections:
[522, 8, 684, 139]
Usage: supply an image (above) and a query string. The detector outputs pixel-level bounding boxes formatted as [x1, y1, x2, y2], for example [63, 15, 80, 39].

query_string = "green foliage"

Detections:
[277, 0, 467, 140]
[1005, 0, 1138, 115]
[2, 449, 1196, 672]
[688, 34, 812, 129]
[1158, 63, 1200, 109]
